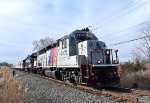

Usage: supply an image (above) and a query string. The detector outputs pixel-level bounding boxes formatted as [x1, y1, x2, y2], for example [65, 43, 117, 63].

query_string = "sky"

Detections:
[0, 0, 150, 64]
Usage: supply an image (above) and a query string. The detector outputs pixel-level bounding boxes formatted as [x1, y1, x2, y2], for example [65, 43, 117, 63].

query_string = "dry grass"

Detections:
[120, 66, 150, 89]
[0, 66, 24, 103]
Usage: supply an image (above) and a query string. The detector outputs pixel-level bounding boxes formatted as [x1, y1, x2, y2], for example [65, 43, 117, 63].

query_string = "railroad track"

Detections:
[16, 70, 150, 103]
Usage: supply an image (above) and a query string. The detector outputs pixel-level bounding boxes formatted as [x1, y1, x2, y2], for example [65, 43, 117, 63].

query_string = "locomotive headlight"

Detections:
[106, 51, 109, 54]
[105, 49, 110, 56]
[113, 60, 118, 64]
[86, 32, 89, 37]
[114, 71, 117, 75]
[97, 60, 101, 64]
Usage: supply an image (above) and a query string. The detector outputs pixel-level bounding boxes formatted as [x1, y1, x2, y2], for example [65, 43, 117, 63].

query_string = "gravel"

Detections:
[15, 70, 125, 103]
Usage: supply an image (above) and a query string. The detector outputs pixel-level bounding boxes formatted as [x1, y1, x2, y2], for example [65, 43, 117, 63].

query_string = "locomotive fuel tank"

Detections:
[45, 70, 62, 80]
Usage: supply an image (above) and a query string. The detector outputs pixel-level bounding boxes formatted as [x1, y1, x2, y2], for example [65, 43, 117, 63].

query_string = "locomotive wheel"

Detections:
[63, 74, 68, 82]
[70, 74, 80, 85]
[39, 70, 44, 76]
[33, 69, 37, 74]
[70, 76, 77, 85]
[37, 69, 41, 74]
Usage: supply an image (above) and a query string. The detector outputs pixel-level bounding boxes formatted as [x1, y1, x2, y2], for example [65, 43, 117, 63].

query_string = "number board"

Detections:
[76, 33, 85, 37]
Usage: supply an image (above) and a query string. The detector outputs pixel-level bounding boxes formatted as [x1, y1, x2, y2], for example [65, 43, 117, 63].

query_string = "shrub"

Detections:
[119, 61, 146, 77]
[119, 62, 150, 89]
[120, 69, 150, 89]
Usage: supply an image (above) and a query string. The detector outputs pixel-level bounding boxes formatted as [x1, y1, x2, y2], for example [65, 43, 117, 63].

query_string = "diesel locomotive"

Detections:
[17, 28, 120, 87]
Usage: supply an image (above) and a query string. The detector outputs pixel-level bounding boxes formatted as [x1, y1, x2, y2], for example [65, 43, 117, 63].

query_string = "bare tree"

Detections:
[33, 40, 40, 51]
[0, 62, 13, 67]
[33, 37, 55, 51]
[137, 23, 150, 60]
[132, 48, 143, 62]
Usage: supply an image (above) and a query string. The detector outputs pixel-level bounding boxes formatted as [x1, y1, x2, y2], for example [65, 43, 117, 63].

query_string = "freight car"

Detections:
[17, 28, 120, 87]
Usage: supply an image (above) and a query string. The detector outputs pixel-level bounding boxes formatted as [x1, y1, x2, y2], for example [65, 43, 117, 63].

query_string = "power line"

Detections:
[99, 20, 150, 39]
[88, 0, 142, 28]
[108, 35, 150, 47]
[93, 1, 149, 30]
[103, 31, 138, 41]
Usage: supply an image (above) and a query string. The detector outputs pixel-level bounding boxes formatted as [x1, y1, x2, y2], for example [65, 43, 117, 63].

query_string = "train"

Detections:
[16, 28, 120, 87]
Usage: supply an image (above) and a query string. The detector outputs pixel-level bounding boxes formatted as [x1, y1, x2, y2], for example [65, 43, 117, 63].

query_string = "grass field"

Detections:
[0, 66, 24, 103]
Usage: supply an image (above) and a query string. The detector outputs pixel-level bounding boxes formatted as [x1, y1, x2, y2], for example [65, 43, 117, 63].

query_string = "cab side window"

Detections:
[70, 37, 76, 46]
[62, 39, 67, 49]
[69, 37, 77, 56]
[96, 42, 101, 49]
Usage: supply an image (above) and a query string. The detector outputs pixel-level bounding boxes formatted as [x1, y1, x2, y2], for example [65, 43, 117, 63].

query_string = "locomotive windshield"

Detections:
[75, 32, 98, 42]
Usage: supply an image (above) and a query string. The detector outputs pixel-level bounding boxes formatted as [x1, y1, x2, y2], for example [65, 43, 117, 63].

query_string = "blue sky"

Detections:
[0, 0, 150, 64]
